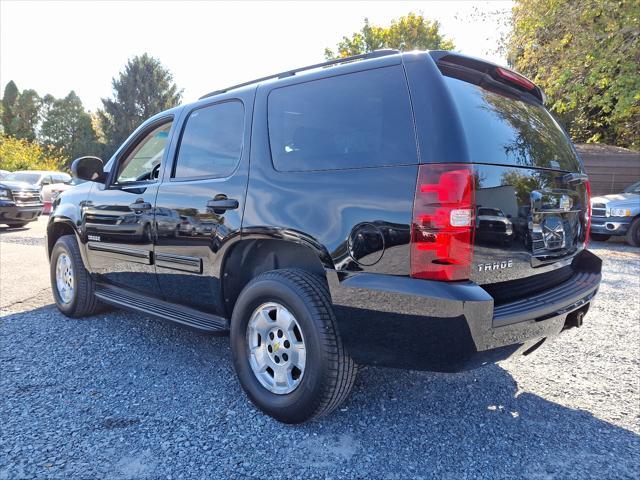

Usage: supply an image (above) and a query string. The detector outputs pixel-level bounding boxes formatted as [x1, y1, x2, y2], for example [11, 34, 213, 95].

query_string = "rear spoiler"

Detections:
[428, 51, 545, 104]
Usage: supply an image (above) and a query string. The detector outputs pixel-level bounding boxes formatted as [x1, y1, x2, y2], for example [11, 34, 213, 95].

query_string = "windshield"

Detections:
[444, 76, 582, 172]
[6, 172, 41, 184]
[623, 181, 640, 194]
[478, 208, 504, 217]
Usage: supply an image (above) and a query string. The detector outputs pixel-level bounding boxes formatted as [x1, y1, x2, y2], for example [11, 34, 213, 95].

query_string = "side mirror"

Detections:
[507, 214, 512, 219]
[72, 156, 106, 183]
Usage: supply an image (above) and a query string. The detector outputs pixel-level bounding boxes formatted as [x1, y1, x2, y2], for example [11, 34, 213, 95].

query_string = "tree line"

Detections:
[1, 3, 637, 174]
[0, 53, 182, 171]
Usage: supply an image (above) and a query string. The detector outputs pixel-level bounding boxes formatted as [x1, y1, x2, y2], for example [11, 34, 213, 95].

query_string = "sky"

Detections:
[0, 0, 512, 112]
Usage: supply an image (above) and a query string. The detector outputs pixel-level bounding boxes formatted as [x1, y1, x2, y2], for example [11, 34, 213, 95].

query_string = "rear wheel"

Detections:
[5, 222, 29, 228]
[50, 235, 100, 317]
[230, 269, 357, 424]
[590, 233, 611, 242]
[625, 218, 640, 247]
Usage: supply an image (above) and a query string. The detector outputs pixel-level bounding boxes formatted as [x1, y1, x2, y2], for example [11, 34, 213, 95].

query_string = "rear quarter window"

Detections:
[268, 65, 417, 172]
[444, 76, 582, 172]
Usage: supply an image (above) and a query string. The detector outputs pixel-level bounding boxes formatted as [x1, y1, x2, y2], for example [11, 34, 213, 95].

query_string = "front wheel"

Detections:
[230, 269, 357, 424]
[625, 218, 640, 247]
[50, 235, 100, 317]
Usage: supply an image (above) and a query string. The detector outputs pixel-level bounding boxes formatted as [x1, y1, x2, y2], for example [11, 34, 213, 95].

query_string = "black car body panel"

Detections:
[46, 50, 601, 372]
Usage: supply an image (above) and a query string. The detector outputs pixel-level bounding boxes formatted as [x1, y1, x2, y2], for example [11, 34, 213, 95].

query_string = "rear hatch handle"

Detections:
[562, 172, 589, 185]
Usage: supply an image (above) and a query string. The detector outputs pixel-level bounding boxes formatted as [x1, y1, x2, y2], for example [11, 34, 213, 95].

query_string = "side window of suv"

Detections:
[116, 122, 172, 183]
[173, 101, 244, 179]
[267, 65, 417, 172]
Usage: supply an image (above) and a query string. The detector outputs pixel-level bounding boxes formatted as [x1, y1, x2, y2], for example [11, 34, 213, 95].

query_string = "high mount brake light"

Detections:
[411, 164, 475, 281]
[495, 67, 536, 91]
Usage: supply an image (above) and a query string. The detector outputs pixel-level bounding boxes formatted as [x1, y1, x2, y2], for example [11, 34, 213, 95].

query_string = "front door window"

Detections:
[116, 123, 172, 183]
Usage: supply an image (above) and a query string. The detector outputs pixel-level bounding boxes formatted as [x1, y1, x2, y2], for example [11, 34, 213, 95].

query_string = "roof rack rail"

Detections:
[199, 49, 400, 99]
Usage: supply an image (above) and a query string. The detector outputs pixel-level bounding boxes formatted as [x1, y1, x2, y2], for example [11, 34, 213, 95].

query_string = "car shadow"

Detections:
[1, 304, 638, 478]
[0, 225, 31, 234]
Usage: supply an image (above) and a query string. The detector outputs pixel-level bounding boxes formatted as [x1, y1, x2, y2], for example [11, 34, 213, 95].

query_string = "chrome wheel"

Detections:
[246, 302, 306, 395]
[55, 253, 74, 304]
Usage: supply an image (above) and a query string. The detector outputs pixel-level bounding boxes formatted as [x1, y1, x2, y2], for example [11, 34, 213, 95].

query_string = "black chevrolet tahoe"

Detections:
[46, 50, 602, 423]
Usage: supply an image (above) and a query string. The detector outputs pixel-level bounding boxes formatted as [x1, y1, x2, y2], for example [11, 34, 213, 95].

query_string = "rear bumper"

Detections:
[0, 202, 44, 223]
[328, 249, 601, 372]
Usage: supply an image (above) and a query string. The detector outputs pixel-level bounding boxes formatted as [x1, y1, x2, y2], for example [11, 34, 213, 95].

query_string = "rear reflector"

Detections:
[495, 67, 536, 91]
[411, 164, 475, 281]
[585, 179, 592, 247]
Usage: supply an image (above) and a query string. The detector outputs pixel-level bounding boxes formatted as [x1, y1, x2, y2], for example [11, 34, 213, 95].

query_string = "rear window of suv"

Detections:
[268, 65, 417, 172]
[444, 76, 582, 172]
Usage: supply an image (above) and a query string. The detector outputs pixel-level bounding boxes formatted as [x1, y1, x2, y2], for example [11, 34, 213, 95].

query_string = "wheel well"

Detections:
[47, 221, 76, 258]
[222, 239, 328, 317]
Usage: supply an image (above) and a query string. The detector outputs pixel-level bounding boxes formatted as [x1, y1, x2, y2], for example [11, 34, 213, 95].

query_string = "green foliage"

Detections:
[506, 0, 640, 150]
[99, 53, 183, 155]
[2, 82, 42, 141]
[12, 89, 41, 141]
[0, 134, 67, 172]
[325, 12, 455, 59]
[2, 81, 19, 135]
[40, 91, 101, 164]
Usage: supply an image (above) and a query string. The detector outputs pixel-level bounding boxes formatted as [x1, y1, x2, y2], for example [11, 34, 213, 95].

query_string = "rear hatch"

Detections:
[434, 53, 590, 303]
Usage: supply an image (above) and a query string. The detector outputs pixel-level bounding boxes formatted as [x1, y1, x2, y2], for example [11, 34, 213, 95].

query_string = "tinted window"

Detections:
[268, 66, 416, 171]
[173, 101, 244, 179]
[6, 172, 41, 184]
[444, 76, 582, 172]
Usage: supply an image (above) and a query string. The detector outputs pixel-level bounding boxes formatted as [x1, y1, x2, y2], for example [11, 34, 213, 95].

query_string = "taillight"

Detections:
[495, 67, 536, 91]
[411, 164, 475, 281]
[585, 179, 592, 247]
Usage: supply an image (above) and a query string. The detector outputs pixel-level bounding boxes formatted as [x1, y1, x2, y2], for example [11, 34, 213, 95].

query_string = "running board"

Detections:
[95, 284, 229, 333]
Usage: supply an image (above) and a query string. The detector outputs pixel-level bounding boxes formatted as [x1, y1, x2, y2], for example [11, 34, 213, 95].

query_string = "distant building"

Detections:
[575, 144, 640, 196]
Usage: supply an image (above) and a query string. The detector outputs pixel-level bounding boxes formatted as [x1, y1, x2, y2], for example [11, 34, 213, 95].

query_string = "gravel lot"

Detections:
[1, 217, 639, 479]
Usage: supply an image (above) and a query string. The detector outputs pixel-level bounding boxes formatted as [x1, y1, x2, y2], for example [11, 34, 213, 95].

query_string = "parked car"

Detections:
[49, 177, 86, 210]
[0, 178, 43, 227]
[590, 180, 640, 246]
[4, 170, 72, 214]
[0, 169, 10, 180]
[46, 50, 601, 424]
[475, 207, 514, 245]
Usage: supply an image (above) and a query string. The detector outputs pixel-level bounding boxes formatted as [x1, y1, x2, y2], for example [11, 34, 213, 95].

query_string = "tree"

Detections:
[506, 0, 640, 150]
[11, 89, 42, 141]
[0, 134, 67, 172]
[40, 91, 101, 163]
[2, 81, 19, 135]
[324, 12, 455, 59]
[99, 53, 182, 155]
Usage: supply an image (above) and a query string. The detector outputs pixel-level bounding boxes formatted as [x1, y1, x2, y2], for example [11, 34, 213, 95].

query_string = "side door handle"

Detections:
[206, 197, 239, 214]
[129, 201, 152, 211]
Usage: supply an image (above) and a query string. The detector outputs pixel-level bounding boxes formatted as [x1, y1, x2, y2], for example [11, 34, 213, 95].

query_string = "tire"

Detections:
[590, 233, 611, 242]
[50, 235, 100, 318]
[625, 218, 640, 247]
[230, 268, 357, 424]
[5, 222, 29, 228]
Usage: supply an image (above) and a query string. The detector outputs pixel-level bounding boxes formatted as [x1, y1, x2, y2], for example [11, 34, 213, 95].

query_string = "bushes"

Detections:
[0, 134, 68, 172]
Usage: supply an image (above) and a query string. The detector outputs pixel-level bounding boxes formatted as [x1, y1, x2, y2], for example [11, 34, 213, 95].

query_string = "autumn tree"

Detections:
[506, 0, 640, 149]
[325, 12, 455, 59]
[99, 53, 182, 155]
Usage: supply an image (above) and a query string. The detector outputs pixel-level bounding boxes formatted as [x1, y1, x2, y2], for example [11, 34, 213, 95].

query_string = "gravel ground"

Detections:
[1, 218, 639, 479]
